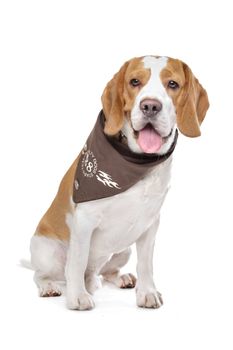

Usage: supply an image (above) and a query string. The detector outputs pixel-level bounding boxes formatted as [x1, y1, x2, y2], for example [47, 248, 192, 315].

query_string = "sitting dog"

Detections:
[30, 55, 209, 310]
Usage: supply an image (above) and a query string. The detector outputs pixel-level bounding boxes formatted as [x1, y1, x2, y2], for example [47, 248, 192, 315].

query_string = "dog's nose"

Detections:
[140, 98, 162, 117]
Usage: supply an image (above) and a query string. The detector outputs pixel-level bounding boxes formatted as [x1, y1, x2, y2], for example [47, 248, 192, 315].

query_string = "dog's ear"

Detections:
[101, 61, 129, 135]
[176, 63, 209, 137]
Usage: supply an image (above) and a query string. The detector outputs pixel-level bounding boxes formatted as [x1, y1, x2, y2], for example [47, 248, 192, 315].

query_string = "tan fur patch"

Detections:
[35, 155, 80, 240]
[160, 58, 209, 137]
[123, 57, 151, 113]
[102, 57, 151, 135]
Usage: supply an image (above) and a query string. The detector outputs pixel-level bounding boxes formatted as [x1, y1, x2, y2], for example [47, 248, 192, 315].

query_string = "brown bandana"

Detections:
[73, 111, 178, 204]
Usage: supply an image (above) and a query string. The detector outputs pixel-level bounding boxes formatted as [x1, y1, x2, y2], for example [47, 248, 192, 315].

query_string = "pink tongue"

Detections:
[138, 125, 163, 153]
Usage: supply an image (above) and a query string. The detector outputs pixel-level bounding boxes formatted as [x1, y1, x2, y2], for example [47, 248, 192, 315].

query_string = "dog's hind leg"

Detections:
[100, 248, 136, 288]
[30, 235, 67, 297]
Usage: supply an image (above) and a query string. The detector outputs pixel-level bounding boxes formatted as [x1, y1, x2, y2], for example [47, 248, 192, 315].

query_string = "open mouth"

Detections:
[134, 124, 172, 154]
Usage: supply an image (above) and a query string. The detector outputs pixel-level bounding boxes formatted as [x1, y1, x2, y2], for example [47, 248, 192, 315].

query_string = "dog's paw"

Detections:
[39, 281, 62, 297]
[103, 272, 136, 288]
[67, 292, 95, 311]
[136, 290, 163, 309]
[119, 273, 137, 289]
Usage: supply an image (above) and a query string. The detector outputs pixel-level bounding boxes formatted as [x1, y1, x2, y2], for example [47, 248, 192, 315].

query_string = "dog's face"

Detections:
[102, 56, 209, 154]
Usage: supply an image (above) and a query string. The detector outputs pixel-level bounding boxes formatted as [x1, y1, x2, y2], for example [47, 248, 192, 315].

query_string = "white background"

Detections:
[0, 0, 232, 349]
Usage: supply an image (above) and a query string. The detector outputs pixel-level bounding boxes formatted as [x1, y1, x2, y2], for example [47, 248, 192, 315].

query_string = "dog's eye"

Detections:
[130, 78, 141, 87]
[168, 80, 179, 89]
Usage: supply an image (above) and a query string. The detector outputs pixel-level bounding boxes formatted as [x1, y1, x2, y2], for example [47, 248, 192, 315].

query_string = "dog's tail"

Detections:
[19, 259, 33, 270]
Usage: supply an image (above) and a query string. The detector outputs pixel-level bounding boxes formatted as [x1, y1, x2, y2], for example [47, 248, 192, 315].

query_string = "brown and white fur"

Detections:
[30, 55, 209, 310]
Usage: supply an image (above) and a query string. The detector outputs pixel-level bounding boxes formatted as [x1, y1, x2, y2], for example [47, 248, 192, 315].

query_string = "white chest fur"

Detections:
[69, 157, 172, 272]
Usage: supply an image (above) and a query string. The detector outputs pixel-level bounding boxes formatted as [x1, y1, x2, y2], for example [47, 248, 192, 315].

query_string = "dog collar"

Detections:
[73, 111, 178, 203]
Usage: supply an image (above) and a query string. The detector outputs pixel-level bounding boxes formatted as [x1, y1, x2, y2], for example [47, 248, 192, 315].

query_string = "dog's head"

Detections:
[101, 56, 209, 154]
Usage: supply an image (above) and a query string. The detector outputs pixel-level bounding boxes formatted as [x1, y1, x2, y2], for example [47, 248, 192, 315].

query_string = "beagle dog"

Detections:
[30, 55, 209, 310]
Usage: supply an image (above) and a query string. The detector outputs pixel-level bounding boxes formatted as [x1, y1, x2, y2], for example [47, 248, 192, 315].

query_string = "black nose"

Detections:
[140, 98, 162, 117]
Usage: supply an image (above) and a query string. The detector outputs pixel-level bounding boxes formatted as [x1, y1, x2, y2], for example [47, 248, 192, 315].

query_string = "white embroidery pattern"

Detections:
[81, 150, 98, 178]
[96, 170, 121, 189]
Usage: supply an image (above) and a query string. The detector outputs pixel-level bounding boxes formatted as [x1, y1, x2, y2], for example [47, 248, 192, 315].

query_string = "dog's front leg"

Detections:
[136, 217, 163, 309]
[65, 210, 95, 310]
